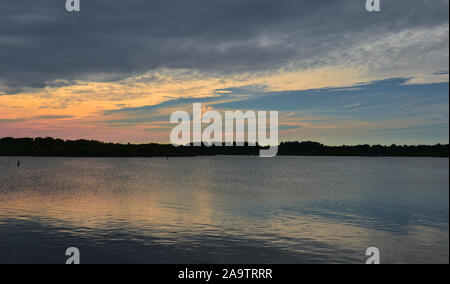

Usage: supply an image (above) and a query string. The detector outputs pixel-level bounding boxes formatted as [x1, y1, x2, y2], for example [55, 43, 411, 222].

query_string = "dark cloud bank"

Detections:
[0, 0, 448, 94]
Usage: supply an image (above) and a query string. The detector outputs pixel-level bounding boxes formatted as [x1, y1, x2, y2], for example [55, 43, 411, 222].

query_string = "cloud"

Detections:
[0, 0, 448, 94]
[92, 77, 448, 144]
[33, 115, 74, 120]
[432, 71, 449, 75]
[0, 115, 74, 123]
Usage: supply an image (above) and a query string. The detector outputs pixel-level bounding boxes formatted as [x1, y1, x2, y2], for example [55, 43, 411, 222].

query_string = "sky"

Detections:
[0, 0, 448, 145]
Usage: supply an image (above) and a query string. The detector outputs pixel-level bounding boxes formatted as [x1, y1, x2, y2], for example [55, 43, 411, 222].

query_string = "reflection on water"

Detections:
[0, 156, 448, 264]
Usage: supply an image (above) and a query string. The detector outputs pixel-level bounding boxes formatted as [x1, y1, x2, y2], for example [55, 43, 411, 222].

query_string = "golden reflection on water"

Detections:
[1, 185, 448, 264]
[0, 156, 448, 263]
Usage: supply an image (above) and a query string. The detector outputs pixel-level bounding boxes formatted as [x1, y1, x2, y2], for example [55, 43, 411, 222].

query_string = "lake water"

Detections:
[0, 156, 448, 264]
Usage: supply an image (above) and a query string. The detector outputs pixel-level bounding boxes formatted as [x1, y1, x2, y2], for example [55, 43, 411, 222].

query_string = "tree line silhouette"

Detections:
[0, 137, 448, 157]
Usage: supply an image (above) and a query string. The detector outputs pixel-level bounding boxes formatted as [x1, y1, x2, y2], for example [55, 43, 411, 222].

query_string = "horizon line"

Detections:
[1, 136, 448, 148]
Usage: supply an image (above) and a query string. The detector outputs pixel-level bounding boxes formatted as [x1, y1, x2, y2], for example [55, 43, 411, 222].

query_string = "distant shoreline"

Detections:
[1, 137, 448, 158]
[1, 155, 448, 159]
